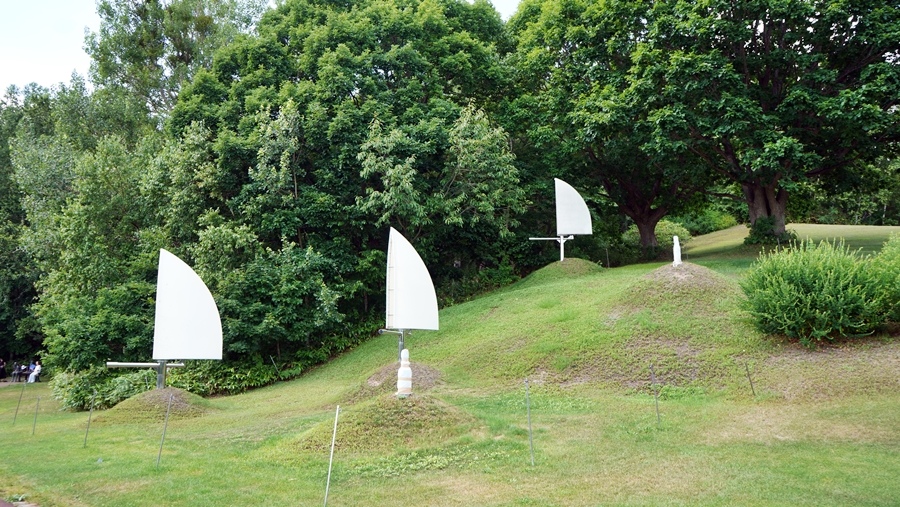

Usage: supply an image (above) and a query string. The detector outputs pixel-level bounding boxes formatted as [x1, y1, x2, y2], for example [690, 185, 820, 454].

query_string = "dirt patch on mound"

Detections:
[93, 387, 211, 424]
[344, 361, 443, 403]
[630, 262, 738, 300]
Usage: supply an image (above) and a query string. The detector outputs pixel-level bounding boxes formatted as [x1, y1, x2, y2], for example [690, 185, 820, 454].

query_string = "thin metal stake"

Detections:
[269, 355, 281, 377]
[525, 379, 535, 466]
[31, 397, 40, 435]
[83, 391, 97, 448]
[745, 362, 756, 397]
[13, 380, 26, 424]
[650, 364, 661, 426]
[156, 394, 174, 468]
[324, 405, 340, 507]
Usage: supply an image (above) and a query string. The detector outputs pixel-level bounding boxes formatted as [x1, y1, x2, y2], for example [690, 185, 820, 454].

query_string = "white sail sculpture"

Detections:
[107, 249, 223, 388]
[529, 178, 593, 261]
[381, 227, 439, 397]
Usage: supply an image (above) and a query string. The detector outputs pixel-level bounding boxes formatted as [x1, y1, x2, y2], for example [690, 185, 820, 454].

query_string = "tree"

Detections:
[507, 0, 712, 249]
[638, 0, 900, 238]
[87, 0, 268, 115]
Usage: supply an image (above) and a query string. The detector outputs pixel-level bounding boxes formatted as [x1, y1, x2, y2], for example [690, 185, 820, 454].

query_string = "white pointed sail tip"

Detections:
[152, 248, 224, 361]
[385, 228, 440, 331]
[554, 178, 592, 236]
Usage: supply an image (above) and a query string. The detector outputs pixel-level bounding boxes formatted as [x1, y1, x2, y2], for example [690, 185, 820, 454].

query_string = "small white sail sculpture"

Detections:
[108, 249, 223, 388]
[153, 249, 223, 360]
[383, 228, 439, 397]
[530, 178, 593, 261]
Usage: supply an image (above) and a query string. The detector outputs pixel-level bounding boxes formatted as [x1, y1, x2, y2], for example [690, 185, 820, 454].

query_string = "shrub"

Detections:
[50, 367, 155, 411]
[671, 208, 738, 236]
[870, 234, 900, 323]
[744, 216, 797, 245]
[622, 220, 691, 249]
[741, 240, 885, 348]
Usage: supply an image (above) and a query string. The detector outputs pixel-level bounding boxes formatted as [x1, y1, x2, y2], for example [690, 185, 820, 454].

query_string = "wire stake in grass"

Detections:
[745, 362, 756, 397]
[324, 405, 340, 507]
[156, 394, 174, 468]
[525, 378, 535, 466]
[83, 390, 97, 448]
[31, 396, 40, 436]
[13, 380, 26, 424]
[650, 364, 661, 426]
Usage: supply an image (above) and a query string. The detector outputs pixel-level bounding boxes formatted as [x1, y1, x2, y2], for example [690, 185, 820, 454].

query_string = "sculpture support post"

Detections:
[529, 235, 575, 262]
[106, 361, 185, 389]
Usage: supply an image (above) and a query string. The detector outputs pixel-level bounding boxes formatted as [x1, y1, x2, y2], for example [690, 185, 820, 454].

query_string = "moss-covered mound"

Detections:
[92, 387, 212, 424]
[292, 394, 478, 455]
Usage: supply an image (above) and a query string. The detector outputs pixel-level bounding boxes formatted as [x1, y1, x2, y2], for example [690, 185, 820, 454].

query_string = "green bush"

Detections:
[671, 208, 738, 236]
[622, 220, 691, 249]
[168, 359, 282, 396]
[741, 240, 885, 347]
[870, 234, 900, 323]
[50, 367, 155, 411]
[744, 216, 797, 245]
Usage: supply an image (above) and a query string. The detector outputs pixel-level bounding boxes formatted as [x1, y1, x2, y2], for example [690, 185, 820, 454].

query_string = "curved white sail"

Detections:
[385, 228, 439, 331]
[555, 178, 592, 236]
[152, 249, 223, 360]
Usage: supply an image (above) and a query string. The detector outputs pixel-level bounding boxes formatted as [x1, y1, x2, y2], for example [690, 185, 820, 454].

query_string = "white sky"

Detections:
[0, 0, 521, 94]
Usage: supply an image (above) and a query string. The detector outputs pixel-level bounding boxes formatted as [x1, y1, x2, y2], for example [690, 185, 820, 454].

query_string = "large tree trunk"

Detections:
[742, 181, 788, 236]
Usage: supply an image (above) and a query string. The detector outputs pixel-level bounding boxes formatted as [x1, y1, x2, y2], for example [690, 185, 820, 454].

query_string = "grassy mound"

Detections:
[344, 361, 444, 403]
[92, 387, 213, 424]
[291, 393, 479, 455]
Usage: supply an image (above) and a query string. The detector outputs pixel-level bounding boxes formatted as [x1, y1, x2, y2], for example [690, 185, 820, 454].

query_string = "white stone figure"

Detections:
[673, 236, 682, 267]
[397, 349, 412, 398]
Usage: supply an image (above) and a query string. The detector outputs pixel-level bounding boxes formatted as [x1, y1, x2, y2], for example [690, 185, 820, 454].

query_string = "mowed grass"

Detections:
[1, 224, 899, 506]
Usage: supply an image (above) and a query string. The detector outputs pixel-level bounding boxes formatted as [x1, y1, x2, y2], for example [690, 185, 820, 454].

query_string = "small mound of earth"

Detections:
[344, 361, 443, 403]
[623, 262, 739, 305]
[539, 257, 604, 277]
[93, 387, 210, 424]
[293, 393, 476, 454]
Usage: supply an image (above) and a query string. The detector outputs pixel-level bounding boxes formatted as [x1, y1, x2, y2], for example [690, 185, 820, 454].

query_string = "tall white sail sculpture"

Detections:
[530, 178, 593, 261]
[381, 227, 438, 363]
[382, 228, 438, 397]
[108, 249, 223, 388]
[152, 249, 223, 360]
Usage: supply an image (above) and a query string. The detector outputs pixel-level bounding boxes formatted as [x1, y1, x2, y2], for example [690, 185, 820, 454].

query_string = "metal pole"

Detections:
[525, 379, 535, 466]
[398, 330, 405, 362]
[157, 394, 174, 467]
[650, 364, 660, 426]
[13, 380, 26, 424]
[32, 397, 40, 436]
[324, 405, 340, 507]
[83, 391, 97, 448]
[156, 360, 167, 389]
[745, 362, 756, 397]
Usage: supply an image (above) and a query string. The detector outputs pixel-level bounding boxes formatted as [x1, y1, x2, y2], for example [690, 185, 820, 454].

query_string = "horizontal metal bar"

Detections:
[105, 362, 186, 368]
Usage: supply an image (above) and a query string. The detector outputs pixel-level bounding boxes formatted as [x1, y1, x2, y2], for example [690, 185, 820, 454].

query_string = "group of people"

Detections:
[0, 358, 42, 383]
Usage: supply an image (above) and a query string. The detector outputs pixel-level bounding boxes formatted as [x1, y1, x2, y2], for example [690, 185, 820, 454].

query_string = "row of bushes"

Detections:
[741, 235, 899, 348]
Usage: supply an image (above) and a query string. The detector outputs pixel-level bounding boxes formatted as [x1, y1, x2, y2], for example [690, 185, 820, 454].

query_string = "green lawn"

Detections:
[2, 224, 898, 506]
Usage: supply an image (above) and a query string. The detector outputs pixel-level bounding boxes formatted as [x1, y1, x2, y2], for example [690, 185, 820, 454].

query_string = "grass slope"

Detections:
[1, 225, 899, 506]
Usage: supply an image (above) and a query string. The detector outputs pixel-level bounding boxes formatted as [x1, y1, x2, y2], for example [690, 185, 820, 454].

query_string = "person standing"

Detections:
[0, 358, 6, 381]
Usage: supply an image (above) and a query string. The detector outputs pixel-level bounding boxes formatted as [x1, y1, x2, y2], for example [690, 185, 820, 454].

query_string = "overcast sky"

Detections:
[0, 0, 522, 94]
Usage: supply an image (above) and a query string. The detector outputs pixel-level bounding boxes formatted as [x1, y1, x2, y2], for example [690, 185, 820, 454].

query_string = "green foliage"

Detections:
[50, 367, 155, 411]
[622, 220, 691, 253]
[168, 359, 281, 396]
[741, 240, 886, 347]
[671, 208, 738, 236]
[744, 216, 798, 245]
[870, 234, 900, 323]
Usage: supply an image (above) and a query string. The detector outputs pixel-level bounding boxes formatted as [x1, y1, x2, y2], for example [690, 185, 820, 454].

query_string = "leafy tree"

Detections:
[87, 0, 268, 115]
[636, 0, 900, 239]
